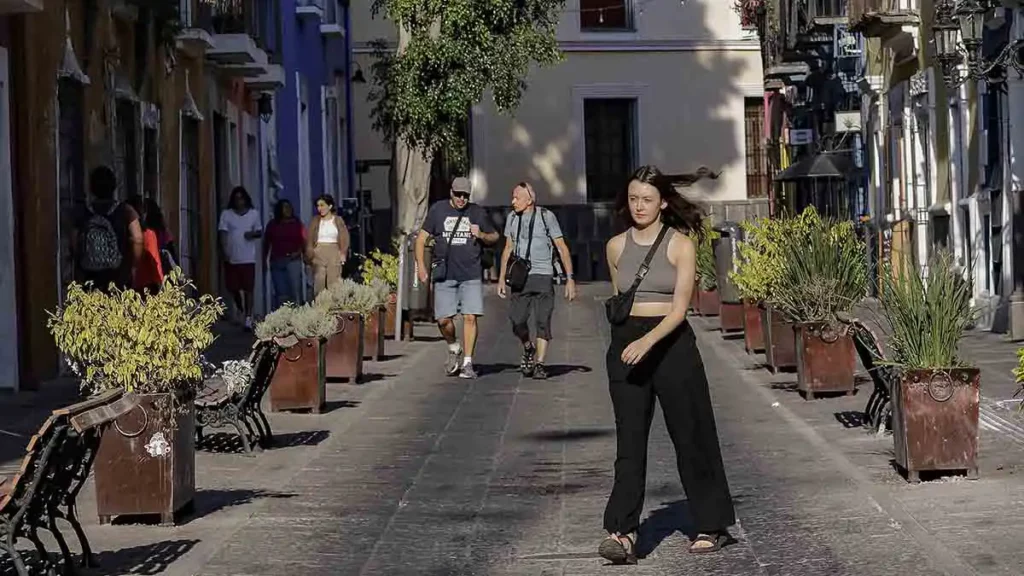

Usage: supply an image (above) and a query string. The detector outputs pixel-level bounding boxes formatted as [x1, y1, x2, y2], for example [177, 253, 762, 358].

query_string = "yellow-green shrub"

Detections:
[47, 271, 224, 399]
[360, 241, 400, 291]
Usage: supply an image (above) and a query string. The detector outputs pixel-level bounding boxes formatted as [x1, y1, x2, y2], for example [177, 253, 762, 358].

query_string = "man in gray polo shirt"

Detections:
[498, 182, 577, 379]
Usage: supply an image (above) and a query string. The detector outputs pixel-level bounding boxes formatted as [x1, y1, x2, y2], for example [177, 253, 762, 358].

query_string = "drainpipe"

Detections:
[343, 1, 355, 202]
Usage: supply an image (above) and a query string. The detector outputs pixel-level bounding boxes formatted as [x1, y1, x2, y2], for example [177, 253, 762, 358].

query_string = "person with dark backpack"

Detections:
[497, 182, 576, 379]
[74, 166, 144, 292]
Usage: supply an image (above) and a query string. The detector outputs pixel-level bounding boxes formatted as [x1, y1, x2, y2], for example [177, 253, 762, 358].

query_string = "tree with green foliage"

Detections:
[368, 0, 566, 235]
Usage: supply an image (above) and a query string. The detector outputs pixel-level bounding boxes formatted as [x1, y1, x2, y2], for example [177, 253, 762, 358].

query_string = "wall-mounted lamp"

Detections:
[258, 93, 274, 122]
[352, 62, 366, 84]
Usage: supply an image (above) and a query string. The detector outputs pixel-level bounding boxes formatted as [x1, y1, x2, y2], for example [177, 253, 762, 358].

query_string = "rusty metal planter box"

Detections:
[384, 296, 398, 338]
[270, 338, 327, 413]
[795, 323, 856, 399]
[364, 308, 386, 361]
[893, 368, 980, 482]
[325, 312, 365, 382]
[720, 301, 743, 332]
[698, 289, 720, 317]
[743, 299, 764, 353]
[94, 393, 195, 526]
[762, 305, 796, 373]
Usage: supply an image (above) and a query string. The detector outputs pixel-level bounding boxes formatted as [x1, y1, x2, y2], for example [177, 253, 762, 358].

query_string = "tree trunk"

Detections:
[392, 139, 433, 236]
[390, 22, 435, 237]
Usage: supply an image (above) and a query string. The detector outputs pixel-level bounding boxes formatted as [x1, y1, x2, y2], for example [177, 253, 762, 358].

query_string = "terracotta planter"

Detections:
[742, 299, 764, 353]
[697, 289, 720, 316]
[270, 338, 327, 413]
[325, 312, 365, 382]
[364, 307, 386, 361]
[762, 305, 796, 373]
[94, 393, 195, 526]
[795, 323, 856, 399]
[893, 368, 981, 482]
[383, 295, 398, 338]
[719, 301, 744, 332]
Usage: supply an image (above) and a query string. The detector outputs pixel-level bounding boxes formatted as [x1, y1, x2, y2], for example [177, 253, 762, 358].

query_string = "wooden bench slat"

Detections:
[53, 389, 124, 417]
[70, 393, 141, 433]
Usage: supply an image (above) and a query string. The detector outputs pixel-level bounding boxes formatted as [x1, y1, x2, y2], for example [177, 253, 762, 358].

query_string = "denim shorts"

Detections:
[434, 279, 484, 319]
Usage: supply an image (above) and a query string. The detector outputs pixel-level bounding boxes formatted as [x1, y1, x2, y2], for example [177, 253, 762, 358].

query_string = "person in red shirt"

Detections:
[125, 195, 164, 294]
[263, 199, 306, 308]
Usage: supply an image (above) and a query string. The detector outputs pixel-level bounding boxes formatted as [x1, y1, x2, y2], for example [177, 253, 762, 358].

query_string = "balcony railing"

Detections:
[848, 0, 918, 30]
[808, 0, 846, 21]
[199, 0, 262, 41]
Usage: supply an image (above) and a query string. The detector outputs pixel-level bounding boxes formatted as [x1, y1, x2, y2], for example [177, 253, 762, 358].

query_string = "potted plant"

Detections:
[760, 208, 820, 372]
[48, 271, 224, 525]
[314, 281, 366, 381]
[360, 279, 392, 361]
[773, 217, 866, 399]
[729, 217, 779, 353]
[883, 252, 978, 482]
[360, 243, 400, 337]
[696, 221, 720, 317]
[258, 303, 336, 413]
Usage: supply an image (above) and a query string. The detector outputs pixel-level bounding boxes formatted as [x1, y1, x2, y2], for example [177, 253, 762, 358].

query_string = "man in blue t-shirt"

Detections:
[415, 177, 499, 379]
[497, 182, 576, 379]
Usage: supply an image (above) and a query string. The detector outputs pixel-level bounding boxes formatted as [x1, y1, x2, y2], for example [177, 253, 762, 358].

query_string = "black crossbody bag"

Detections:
[505, 210, 536, 292]
[605, 225, 671, 325]
[431, 213, 465, 283]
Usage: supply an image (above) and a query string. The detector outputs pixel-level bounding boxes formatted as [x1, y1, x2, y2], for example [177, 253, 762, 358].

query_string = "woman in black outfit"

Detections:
[599, 165, 735, 564]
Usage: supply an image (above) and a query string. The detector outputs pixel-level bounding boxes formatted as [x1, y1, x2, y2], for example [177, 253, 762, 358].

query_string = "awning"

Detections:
[774, 152, 855, 181]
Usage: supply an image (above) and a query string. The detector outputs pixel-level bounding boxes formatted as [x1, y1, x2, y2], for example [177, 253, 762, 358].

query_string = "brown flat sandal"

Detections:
[598, 533, 637, 565]
[688, 533, 726, 554]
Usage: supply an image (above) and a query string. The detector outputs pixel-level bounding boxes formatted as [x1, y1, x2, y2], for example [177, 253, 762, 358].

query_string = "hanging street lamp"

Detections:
[932, 0, 1024, 89]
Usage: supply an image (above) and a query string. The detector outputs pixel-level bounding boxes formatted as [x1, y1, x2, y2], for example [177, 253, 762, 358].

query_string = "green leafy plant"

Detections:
[290, 305, 339, 340]
[315, 279, 389, 318]
[360, 243, 400, 291]
[48, 270, 225, 403]
[695, 219, 720, 291]
[729, 208, 824, 302]
[771, 217, 866, 325]
[882, 251, 974, 370]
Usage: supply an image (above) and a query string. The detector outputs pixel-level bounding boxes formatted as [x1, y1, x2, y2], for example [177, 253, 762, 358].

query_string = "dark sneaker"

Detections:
[445, 347, 463, 376]
[459, 363, 478, 379]
[520, 347, 536, 376]
[532, 363, 548, 380]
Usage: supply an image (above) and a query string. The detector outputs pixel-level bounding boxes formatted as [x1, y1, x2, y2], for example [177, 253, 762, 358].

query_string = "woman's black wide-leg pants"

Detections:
[603, 317, 736, 536]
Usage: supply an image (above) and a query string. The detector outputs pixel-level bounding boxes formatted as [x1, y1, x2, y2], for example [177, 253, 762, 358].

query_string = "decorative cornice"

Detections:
[353, 38, 761, 54]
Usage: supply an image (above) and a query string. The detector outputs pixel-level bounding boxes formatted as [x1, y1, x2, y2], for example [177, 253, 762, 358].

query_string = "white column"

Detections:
[1005, 8, 1024, 339]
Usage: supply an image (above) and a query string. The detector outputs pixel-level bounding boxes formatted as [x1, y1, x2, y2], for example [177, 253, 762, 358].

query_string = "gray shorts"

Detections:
[434, 279, 484, 319]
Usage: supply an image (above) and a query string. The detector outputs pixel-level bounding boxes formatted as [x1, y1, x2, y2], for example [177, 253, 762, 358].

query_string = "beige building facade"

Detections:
[350, 0, 765, 212]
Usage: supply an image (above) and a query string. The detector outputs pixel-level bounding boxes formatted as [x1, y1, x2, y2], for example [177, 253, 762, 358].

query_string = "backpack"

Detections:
[80, 204, 123, 273]
[537, 208, 568, 284]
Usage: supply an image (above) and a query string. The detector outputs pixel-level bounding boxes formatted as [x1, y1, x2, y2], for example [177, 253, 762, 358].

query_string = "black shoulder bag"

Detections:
[605, 225, 671, 325]
[539, 208, 568, 285]
[504, 210, 536, 292]
[430, 212, 465, 283]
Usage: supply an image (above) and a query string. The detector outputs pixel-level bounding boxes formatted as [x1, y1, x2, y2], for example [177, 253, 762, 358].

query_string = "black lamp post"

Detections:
[933, 0, 1024, 89]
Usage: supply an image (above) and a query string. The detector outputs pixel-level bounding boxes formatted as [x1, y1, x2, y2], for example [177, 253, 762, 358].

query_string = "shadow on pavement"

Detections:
[637, 499, 693, 558]
[107, 489, 296, 526]
[474, 363, 593, 377]
[834, 411, 866, 429]
[522, 427, 614, 442]
[321, 399, 361, 413]
[84, 539, 201, 576]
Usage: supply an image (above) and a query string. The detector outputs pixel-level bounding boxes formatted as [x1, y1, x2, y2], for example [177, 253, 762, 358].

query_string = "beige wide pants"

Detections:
[312, 244, 344, 296]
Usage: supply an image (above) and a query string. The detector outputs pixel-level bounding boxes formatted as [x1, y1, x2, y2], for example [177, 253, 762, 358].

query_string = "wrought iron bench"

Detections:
[0, 389, 138, 576]
[195, 340, 281, 455]
[851, 320, 895, 436]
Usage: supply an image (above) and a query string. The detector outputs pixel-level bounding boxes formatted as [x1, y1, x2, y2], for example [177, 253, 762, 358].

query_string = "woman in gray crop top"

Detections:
[598, 165, 735, 564]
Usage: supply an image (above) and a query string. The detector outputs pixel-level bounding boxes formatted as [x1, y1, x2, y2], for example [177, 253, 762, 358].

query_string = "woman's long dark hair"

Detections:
[125, 194, 148, 230]
[229, 186, 254, 210]
[616, 165, 704, 242]
[143, 198, 167, 234]
[274, 199, 295, 221]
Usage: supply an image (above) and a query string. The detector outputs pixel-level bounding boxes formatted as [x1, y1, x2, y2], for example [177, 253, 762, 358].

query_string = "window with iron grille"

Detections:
[181, 118, 201, 278]
[584, 98, 637, 203]
[744, 98, 769, 198]
[58, 80, 86, 294]
[580, 0, 633, 31]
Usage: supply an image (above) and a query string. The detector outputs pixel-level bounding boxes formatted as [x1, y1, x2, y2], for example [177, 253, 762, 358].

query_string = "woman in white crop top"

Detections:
[305, 194, 350, 296]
